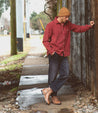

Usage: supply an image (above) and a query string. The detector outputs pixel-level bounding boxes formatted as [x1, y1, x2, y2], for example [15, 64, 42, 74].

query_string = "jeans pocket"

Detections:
[49, 52, 59, 58]
[53, 52, 58, 56]
[52, 52, 59, 59]
[54, 52, 57, 56]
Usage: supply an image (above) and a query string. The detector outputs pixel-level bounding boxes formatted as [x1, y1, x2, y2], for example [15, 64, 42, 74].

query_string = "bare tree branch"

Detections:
[44, 0, 57, 20]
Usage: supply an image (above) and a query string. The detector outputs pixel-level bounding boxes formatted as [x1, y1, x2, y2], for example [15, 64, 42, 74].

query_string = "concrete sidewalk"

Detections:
[16, 36, 76, 113]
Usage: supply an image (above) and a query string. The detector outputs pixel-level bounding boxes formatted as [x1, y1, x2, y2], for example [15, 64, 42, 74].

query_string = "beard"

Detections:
[61, 19, 68, 24]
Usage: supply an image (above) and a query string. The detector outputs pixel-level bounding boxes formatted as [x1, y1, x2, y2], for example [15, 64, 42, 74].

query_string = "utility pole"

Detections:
[10, 0, 17, 55]
[26, 0, 30, 38]
[24, 0, 26, 41]
[16, 0, 24, 51]
[39, 19, 45, 31]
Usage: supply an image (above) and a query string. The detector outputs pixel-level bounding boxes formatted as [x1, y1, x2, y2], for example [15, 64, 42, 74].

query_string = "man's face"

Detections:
[61, 16, 69, 23]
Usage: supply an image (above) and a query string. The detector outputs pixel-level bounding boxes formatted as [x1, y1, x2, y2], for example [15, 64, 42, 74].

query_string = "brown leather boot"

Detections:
[41, 87, 53, 105]
[41, 88, 49, 95]
[51, 96, 61, 105]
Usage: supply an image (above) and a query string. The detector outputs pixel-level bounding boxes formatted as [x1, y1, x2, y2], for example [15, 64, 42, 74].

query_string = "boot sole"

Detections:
[41, 90, 50, 105]
[51, 102, 62, 105]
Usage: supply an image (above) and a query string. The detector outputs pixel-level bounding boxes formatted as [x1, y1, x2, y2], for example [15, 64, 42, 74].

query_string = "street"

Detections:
[0, 35, 11, 56]
[0, 35, 46, 56]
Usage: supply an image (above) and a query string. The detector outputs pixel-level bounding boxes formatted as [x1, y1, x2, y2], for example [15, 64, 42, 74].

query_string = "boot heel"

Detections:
[46, 102, 50, 105]
[41, 90, 44, 95]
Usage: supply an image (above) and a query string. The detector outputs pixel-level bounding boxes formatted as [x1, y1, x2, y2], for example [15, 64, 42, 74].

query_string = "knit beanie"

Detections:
[58, 7, 70, 17]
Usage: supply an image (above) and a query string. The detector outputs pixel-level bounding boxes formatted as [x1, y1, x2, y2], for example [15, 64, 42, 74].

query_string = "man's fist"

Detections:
[90, 21, 95, 26]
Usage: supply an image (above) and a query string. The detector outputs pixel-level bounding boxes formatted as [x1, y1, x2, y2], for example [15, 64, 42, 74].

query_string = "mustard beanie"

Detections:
[58, 7, 70, 17]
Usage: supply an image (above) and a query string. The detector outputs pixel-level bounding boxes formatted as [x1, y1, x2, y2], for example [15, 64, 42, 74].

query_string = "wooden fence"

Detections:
[57, 0, 98, 98]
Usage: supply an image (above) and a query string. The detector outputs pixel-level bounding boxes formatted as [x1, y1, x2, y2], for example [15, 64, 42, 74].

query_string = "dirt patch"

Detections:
[0, 55, 10, 62]
[0, 55, 25, 82]
[58, 108, 74, 113]
[0, 56, 25, 112]
[0, 55, 25, 96]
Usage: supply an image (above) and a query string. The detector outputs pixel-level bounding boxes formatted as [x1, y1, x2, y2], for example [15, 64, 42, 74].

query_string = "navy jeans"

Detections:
[48, 52, 69, 96]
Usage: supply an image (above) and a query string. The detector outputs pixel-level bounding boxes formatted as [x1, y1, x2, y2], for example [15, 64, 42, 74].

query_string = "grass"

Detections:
[1, 63, 22, 71]
[0, 52, 27, 71]
[0, 53, 27, 65]
[16, 74, 21, 79]
[10, 87, 18, 92]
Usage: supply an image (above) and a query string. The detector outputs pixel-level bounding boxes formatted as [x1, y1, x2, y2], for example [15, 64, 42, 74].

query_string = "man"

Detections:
[42, 7, 94, 105]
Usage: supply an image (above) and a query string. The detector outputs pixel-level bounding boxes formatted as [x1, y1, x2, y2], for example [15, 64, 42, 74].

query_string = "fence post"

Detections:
[95, 0, 98, 98]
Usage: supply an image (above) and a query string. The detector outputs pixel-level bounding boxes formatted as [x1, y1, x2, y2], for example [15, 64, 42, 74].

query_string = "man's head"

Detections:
[57, 7, 70, 23]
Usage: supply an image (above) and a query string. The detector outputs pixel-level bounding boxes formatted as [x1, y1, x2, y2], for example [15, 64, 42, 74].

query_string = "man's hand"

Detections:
[90, 21, 95, 26]
[51, 52, 55, 56]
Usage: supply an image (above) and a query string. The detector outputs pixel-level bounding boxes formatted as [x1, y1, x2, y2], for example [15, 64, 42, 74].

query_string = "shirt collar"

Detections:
[54, 16, 69, 25]
[54, 17, 60, 24]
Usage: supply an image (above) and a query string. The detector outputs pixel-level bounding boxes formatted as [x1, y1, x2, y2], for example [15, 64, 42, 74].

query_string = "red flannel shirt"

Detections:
[43, 17, 92, 57]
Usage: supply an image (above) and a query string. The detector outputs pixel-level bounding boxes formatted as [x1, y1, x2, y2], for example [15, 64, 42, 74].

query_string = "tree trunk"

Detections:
[57, 0, 62, 14]
[60, 0, 62, 8]
[10, 0, 17, 55]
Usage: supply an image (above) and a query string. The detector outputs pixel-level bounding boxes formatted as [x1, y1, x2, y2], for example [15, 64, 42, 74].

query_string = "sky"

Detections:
[0, 0, 45, 23]
[29, 0, 45, 14]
